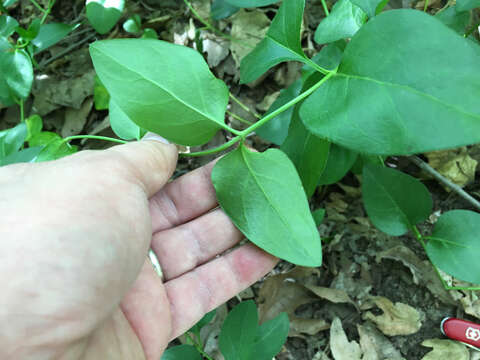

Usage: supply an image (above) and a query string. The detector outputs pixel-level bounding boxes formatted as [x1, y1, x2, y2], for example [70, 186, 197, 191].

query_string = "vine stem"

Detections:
[19, 100, 24, 122]
[320, 0, 330, 16]
[28, 0, 46, 13]
[183, 71, 337, 157]
[229, 93, 261, 119]
[226, 110, 253, 126]
[423, 0, 429, 12]
[409, 155, 480, 211]
[61, 135, 128, 145]
[185, 332, 214, 360]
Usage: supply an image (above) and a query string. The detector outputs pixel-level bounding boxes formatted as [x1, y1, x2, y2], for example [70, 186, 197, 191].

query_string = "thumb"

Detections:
[105, 134, 178, 197]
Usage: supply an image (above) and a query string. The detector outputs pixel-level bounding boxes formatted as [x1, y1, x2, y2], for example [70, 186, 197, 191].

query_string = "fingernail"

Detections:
[142, 132, 170, 144]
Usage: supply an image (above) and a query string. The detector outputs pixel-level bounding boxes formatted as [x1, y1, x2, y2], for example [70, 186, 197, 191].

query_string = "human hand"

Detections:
[0, 138, 277, 360]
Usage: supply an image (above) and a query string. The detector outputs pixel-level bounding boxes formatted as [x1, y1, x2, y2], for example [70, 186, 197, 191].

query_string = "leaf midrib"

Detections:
[93, 47, 223, 126]
[336, 72, 480, 120]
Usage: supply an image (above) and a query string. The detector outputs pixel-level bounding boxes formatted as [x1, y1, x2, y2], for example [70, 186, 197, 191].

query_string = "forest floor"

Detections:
[2, 0, 480, 359]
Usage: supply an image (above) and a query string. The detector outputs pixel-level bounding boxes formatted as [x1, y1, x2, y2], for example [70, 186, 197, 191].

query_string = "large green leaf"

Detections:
[90, 39, 229, 146]
[32, 23, 75, 53]
[350, 0, 384, 18]
[86, 0, 125, 34]
[240, 0, 308, 83]
[426, 210, 480, 284]
[256, 79, 302, 145]
[219, 301, 258, 360]
[0, 49, 33, 105]
[282, 73, 330, 198]
[0, 123, 27, 158]
[456, 0, 480, 11]
[253, 312, 289, 360]
[225, 0, 279, 7]
[318, 143, 358, 185]
[109, 98, 143, 140]
[435, 6, 471, 35]
[362, 164, 432, 236]
[314, 0, 367, 44]
[161, 345, 201, 360]
[212, 144, 322, 266]
[0, 15, 18, 37]
[211, 0, 239, 19]
[302, 10, 480, 155]
[1, 147, 42, 166]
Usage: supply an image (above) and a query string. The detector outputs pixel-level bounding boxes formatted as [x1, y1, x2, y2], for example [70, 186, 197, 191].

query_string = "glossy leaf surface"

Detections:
[0, 123, 27, 158]
[240, 0, 307, 83]
[212, 144, 322, 266]
[318, 143, 358, 185]
[350, 0, 384, 18]
[0, 49, 33, 105]
[109, 98, 142, 140]
[426, 210, 480, 284]
[314, 0, 367, 44]
[302, 10, 480, 155]
[362, 164, 432, 236]
[161, 344, 201, 360]
[86, 0, 125, 34]
[256, 79, 302, 145]
[32, 23, 74, 52]
[0, 15, 18, 37]
[25, 114, 42, 141]
[1, 146, 42, 166]
[90, 39, 229, 145]
[219, 301, 258, 360]
[456, 0, 480, 11]
[253, 312, 289, 360]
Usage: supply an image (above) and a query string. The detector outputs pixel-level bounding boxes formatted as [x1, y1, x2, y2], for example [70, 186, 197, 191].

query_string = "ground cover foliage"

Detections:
[1, 0, 480, 358]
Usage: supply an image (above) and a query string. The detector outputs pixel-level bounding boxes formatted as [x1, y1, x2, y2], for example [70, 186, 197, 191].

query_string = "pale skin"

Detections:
[0, 138, 278, 360]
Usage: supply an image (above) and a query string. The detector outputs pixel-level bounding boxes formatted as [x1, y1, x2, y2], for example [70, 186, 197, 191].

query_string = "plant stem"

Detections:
[19, 100, 24, 122]
[411, 225, 422, 242]
[185, 332, 214, 360]
[423, 236, 468, 248]
[320, 0, 330, 16]
[229, 93, 261, 119]
[239, 71, 336, 136]
[226, 110, 253, 126]
[180, 136, 241, 157]
[29, 0, 46, 13]
[305, 57, 331, 76]
[61, 135, 128, 145]
[409, 155, 480, 211]
[423, 0, 429, 11]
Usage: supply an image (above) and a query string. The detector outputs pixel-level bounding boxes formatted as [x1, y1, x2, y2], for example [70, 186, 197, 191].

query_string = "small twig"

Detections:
[39, 32, 96, 68]
[226, 110, 253, 126]
[229, 92, 261, 119]
[409, 155, 480, 211]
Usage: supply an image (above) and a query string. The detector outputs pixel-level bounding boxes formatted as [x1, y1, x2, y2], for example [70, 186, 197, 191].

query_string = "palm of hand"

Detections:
[0, 142, 276, 360]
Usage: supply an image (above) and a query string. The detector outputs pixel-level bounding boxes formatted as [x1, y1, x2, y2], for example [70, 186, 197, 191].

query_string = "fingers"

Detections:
[149, 160, 219, 233]
[164, 244, 278, 339]
[106, 139, 178, 197]
[151, 209, 244, 280]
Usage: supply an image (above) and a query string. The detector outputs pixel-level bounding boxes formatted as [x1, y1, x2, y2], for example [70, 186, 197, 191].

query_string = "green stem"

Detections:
[226, 110, 253, 126]
[229, 93, 261, 119]
[61, 135, 128, 145]
[40, 0, 56, 24]
[305, 58, 331, 76]
[423, 0, 429, 11]
[19, 100, 24, 122]
[185, 332, 214, 360]
[320, 0, 330, 16]
[180, 136, 241, 157]
[411, 225, 423, 242]
[239, 71, 336, 136]
[423, 236, 468, 248]
[28, 0, 46, 13]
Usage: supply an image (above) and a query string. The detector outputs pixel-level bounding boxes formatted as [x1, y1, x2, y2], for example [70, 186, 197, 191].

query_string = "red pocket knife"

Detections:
[441, 317, 480, 350]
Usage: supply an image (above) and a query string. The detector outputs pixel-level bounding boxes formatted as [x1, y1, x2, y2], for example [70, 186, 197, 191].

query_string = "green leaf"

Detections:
[32, 23, 75, 53]
[35, 138, 78, 162]
[0, 37, 12, 52]
[312, 209, 325, 225]
[141, 28, 157, 39]
[225, 0, 279, 6]
[189, 309, 216, 334]
[435, 6, 470, 34]
[0, 122, 27, 158]
[25, 114, 43, 141]
[362, 164, 432, 236]
[456, 0, 480, 11]
[281, 72, 330, 198]
[212, 0, 239, 20]
[426, 210, 480, 284]
[256, 79, 302, 145]
[1, 146, 42, 166]
[0, 49, 33, 104]
[0, 15, 18, 37]
[109, 98, 143, 140]
[161, 344, 202, 360]
[318, 143, 358, 185]
[29, 131, 58, 147]
[302, 41, 346, 80]
[211, 144, 322, 266]
[240, 0, 308, 84]
[219, 301, 258, 360]
[94, 75, 110, 110]
[350, 0, 384, 18]
[253, 312, 289, 360]
[3, 0, 18, 7]
[86, 0, 125, 35]
[314, 0, 367, 45]
[302, 9, 480, 155]
[90, 39, 229, 146]
[123, 14, 142, 33]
